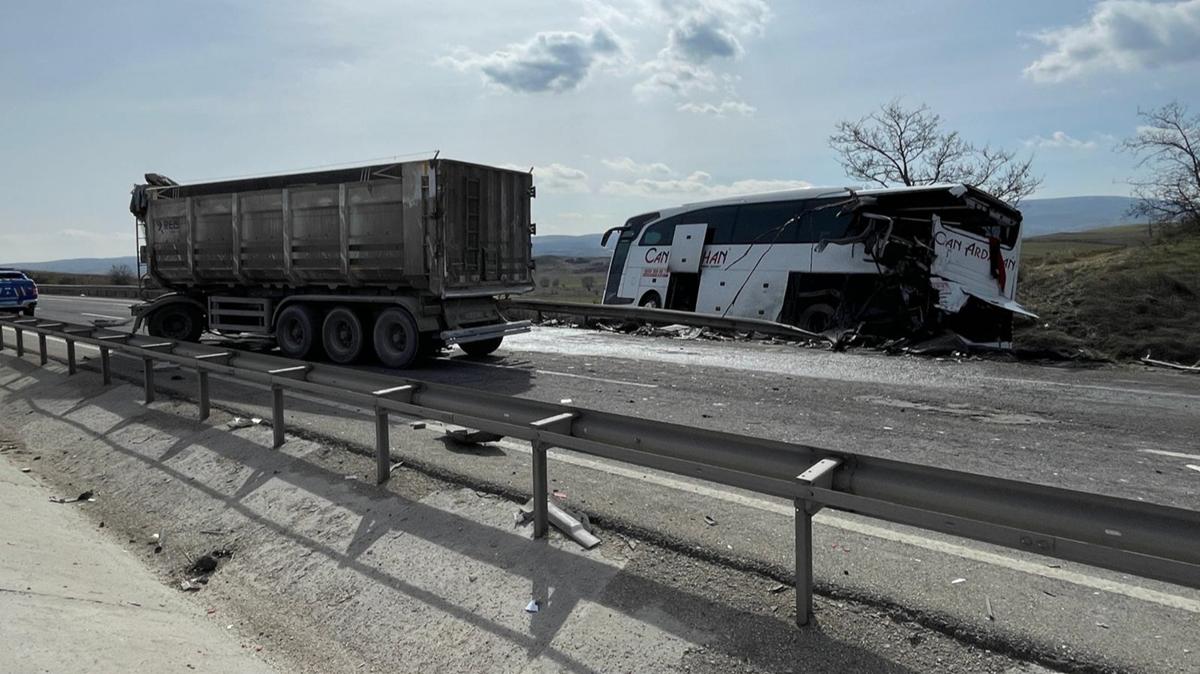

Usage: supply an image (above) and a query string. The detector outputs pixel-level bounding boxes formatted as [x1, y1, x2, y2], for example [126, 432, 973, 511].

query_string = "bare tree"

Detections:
[109, 264, 133, 285]
[1121, 102, 1200, 229]
[829, 100, 1041, 204]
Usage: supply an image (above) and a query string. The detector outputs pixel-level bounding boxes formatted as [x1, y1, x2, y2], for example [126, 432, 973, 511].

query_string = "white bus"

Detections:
[600, 184, 1034, 344]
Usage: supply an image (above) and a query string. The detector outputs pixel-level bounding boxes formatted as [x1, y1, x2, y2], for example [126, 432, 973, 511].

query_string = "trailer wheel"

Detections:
[276, 304, 319, 360]
[373, 307, 420, 368]
[321, 306, 365, 364]
[22, 306, 35, 317]
[459, 337, 503, 357]
[148, 303, 203, 342]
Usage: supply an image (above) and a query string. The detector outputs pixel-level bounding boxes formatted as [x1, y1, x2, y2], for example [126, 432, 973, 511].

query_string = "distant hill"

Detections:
[1017, 196, 1141, 237]
[1, 256, 138, 276]
[532, 234, 609, 258]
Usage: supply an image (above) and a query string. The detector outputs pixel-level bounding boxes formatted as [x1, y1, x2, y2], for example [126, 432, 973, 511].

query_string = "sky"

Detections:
[2, 0, 1199, 262]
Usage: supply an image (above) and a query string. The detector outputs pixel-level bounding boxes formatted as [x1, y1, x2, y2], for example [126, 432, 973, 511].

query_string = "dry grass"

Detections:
[1016, 227, 1200, 363]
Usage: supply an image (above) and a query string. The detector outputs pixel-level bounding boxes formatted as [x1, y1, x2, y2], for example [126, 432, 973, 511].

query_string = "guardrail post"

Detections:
[271, 384, 285, 448]
[532, 441, 549, 538]
[197, 371, 210, 421]
[142, 357, 155, 404]
[794, 457, 843, 627]
[38, 333, 47, 365]
[66, 339, 76, 374]
[15, 327, 23, 357]
[100, 347, 111, 385]
[0, 325, 5, 351]
[375, 407, 389, 485]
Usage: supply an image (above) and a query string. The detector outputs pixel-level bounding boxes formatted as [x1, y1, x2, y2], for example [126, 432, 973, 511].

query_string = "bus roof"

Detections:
[672, 183, 1020, 219]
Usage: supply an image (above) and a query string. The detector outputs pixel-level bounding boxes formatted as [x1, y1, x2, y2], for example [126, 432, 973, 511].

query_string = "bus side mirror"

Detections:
[601, 226, 621, 247]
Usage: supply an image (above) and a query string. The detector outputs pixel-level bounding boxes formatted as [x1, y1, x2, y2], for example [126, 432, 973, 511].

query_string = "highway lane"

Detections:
[32, 293, 1200, 510]
[9, 305, 1200, 671]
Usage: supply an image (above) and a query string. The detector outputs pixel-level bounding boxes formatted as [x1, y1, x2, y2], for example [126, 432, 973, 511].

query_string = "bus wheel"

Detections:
[321, 306, 365, 364]
[798, 303, 836, 333]
[276, 304, 319, 360]
[373, 307, 420, 368]
[148, 303, 203, 342]
[460, 337, 502, 357]
[638, 292, 662, 309]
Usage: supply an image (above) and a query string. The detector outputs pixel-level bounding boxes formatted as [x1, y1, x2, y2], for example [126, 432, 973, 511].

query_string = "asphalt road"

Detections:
[33, 293, 1200, 508]
[13, 293, 1200, 671]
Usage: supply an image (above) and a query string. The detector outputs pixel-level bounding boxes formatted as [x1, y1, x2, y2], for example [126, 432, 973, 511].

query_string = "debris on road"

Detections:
[951, 578, 967, 585]
[1141, 354, 1200, 373]
[408, 421, 426, 430]
[985, 596, 995, 621]
[20, 467, 31, 473]
[151, 531, 164, 554]
[768, 583, 788, 594]
[524, 599, 540, 613]
[704, 515, 718, 526]
[552, 490, 567, 500]
[49, 489, 95, 504]
[513, 508, 533, 527]
[227, 417, 263, 430]
[444, 425, 503, 444]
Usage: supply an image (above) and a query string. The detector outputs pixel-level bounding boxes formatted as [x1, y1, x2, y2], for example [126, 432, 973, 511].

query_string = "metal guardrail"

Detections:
[36, 284, 155, 299]
[0, 315, 1197, 627]
[500, 298, 830, 342]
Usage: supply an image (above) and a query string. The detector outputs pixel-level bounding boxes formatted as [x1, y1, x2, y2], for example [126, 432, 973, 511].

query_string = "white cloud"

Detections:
[636, 0, 769, 103]
[600, 170, 810, 200]
[1025, 0, 1200, 83]
[439, 26, 622, 93]
[531, 163, 592, 193]
[677, 99, 756, 116]
[1023, 131, 1100, 149]
[601, 156, 675, 176]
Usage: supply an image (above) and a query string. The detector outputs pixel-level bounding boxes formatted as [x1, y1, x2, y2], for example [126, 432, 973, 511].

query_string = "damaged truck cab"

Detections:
[601, 184, 1033, 346]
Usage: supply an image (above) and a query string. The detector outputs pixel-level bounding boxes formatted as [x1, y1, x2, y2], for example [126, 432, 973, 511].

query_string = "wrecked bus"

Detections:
[600, 184, 1034, 346]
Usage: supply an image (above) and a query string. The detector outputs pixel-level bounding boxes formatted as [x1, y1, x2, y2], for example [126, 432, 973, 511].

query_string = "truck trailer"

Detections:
[129, 158, 535, 368]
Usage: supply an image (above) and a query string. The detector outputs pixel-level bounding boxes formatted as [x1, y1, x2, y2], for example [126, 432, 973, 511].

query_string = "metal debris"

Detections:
[444, 425, 503, 444]
[49, 490, 95, 504]
[524, 600, 540, 613]
[1141, 354, 1200, 373]
[704, 515, 718, 526]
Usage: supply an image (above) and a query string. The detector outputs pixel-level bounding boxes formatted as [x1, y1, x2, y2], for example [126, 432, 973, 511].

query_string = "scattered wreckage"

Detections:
[600, 183, 1035, 348]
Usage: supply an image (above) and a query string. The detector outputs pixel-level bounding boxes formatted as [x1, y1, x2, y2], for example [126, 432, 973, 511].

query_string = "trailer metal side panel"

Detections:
[144, 159, 532, 296]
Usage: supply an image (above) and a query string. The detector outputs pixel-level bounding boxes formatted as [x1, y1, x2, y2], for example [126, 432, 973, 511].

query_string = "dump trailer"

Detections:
[128, 158, 535, 368]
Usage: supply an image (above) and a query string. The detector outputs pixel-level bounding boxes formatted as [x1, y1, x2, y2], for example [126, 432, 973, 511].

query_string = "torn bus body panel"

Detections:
[805, 185, 1035, 345]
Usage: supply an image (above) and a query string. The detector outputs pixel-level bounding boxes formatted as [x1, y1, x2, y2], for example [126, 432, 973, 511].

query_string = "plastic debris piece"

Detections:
[514, 509, 533, 527]
[180, 579, 201, 592]
[409, 421, 426, 430]
[560, 398, 573, 405]
[525, 600, 540, 613]
[951, 578, 966, 584]
[768, 583, 787, 594]
[985, 596, 995, 621]
[704, 515, 718, 526]
[20, 467, 31, 473]
[552, 490, 567, 500]
[1096, 622, 1110, 629]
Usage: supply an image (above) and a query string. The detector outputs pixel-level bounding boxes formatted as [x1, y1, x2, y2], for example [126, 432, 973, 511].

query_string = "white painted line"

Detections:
[1187, 465, 1200, 473]
[994, 377, 1200, 402]
[1139, 449, 1200, 462]
[37, 295, 137, 306]
[439, 357, 658, 389]
[81, 312, 126, 321]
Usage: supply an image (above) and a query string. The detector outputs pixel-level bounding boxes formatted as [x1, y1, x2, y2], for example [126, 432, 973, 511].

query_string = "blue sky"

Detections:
[2, 0, 1199, 261]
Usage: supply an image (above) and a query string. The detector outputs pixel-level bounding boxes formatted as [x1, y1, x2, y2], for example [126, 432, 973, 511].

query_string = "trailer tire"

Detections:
[459, 337, 503, 357]
[321, 306, 365, 364]
[147, 303, 203, 342]
[22, 306, 35, 317]
[373, 306, 420, 369]
[276, 304, 319, 360]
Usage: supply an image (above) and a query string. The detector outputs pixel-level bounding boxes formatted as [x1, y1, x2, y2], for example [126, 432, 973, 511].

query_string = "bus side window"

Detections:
[797, 199, 854, 242]
[696, 206, 738, 245]
[734, 201, 804, 244]
[639, 216, 680, 246]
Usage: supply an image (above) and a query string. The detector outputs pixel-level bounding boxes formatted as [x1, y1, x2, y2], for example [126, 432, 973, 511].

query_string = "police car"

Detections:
[0, 269, 38, 316]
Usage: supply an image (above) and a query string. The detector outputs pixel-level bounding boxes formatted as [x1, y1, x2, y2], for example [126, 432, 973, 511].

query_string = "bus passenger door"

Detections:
[665, 223, 707, 311]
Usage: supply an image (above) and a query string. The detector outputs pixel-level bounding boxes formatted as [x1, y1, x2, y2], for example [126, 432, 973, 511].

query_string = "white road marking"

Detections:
[1139, 449, 1200, 461]
[993, 377, 1200, 402]
[439, 357, 658, 389]
[1187, 465, 1200, 473]
[37, 295, 136, 306]
[81, 312, 126, 321]
[8, 326, 1198, 613]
